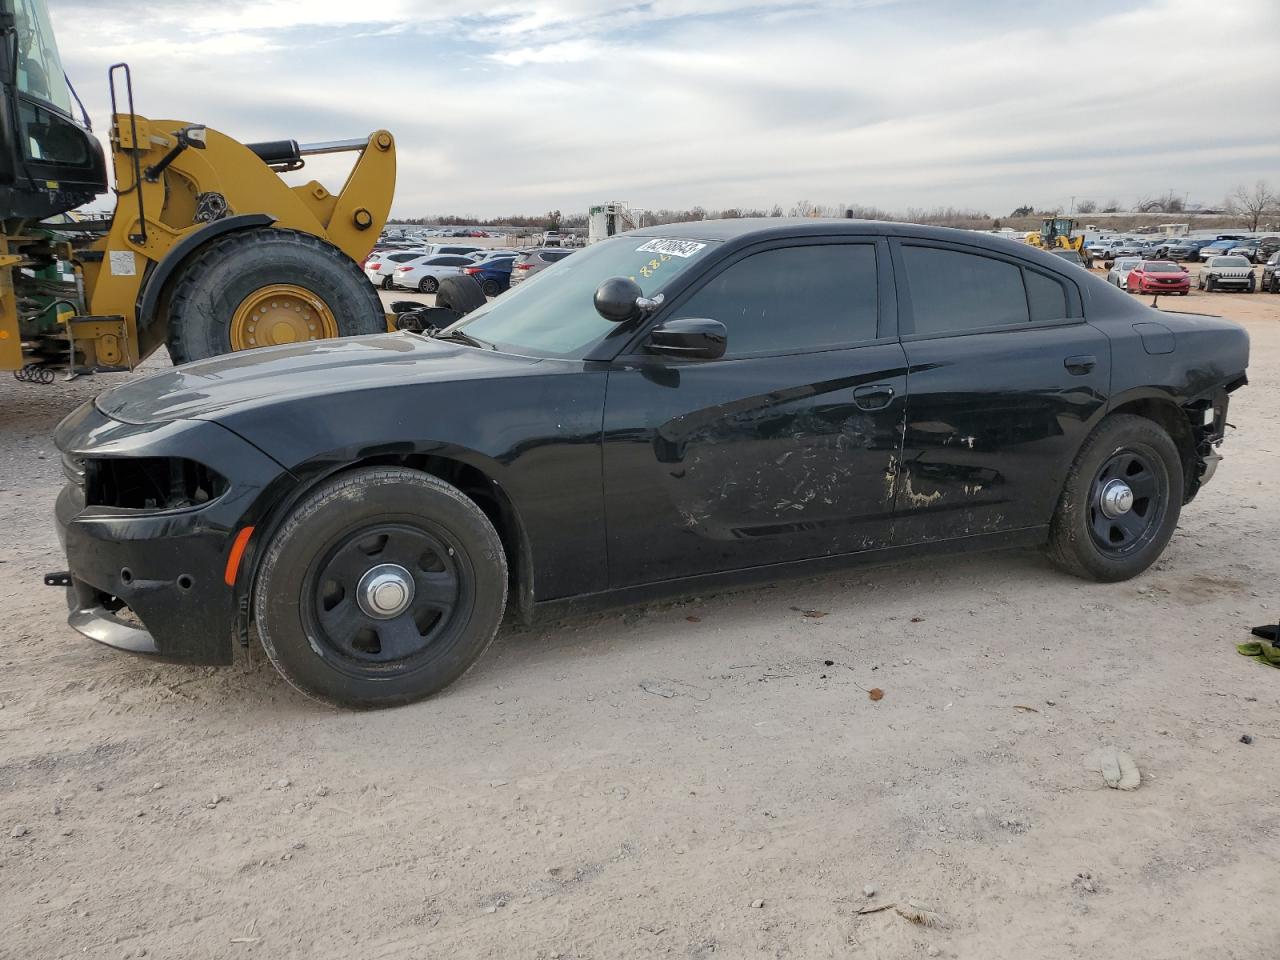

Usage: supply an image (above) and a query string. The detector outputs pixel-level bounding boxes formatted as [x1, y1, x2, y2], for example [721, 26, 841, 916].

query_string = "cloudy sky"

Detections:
[53, 0, 1280, 219]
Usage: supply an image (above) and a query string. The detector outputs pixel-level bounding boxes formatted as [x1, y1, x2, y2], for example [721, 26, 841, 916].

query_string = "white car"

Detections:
[467, 249, 520, 262]
[392, 254, 476, 292]
[1105, 257, 1143, 290]
[1197, 255, 1255, 293]
[364, 249, 427, 289]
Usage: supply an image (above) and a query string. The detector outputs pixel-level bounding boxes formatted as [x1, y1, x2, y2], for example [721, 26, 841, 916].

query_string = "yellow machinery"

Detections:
[2, 2, 394, 380]
[1025, 216, 1089, 260]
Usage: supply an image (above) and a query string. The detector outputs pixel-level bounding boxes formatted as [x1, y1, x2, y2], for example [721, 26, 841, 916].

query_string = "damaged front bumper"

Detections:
[51, 401, 287, 665]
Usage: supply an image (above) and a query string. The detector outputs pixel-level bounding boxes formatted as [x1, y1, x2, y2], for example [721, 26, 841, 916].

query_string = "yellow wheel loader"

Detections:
[1, 0, 395, 382]
[1024, 216, 1091, 265]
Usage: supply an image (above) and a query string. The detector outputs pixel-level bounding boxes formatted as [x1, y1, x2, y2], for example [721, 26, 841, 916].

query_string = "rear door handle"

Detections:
[1064, 354, 1097, 375]
[852, 384, 895, 410]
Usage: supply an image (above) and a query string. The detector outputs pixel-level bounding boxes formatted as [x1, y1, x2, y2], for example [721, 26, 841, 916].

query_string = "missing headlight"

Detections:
[87, 457, 228, 510]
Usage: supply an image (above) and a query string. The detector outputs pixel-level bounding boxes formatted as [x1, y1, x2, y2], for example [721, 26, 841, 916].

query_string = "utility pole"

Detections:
[1069, 196, 1075, 216]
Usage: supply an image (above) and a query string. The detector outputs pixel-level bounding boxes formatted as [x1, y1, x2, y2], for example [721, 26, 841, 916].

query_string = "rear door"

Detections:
[602, 237, 908, 587]
[888, 239, 1109, 543]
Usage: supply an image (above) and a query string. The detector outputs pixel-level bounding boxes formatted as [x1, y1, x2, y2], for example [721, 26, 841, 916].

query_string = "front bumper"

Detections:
[53, 402, 288, 665]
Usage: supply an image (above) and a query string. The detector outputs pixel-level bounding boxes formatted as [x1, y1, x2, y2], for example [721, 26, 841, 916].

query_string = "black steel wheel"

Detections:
[305, 523, 464, 668]
[1086, 450, 1168, 557]
[1047, 414, 1183, 582]
[481, 278, 503, 296]
[255, 467, 508, 708]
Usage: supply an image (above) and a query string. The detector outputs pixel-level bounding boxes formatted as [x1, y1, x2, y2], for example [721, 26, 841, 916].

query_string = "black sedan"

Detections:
[52, 220, 1250, 708]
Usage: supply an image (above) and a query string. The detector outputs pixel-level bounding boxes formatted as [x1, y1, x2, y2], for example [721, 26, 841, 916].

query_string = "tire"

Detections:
[418, 275, 439, 294]
[254, 466, 508, 709]
[435, 275, 487, 316]
[165, 227, 385, 364]
[1245, 278, 1255, 293]
[1205, 277, 1215, 292]
[481, 278, 502, 297]
[1046, 414, 1183, 583]
[381, 275, 394, 290]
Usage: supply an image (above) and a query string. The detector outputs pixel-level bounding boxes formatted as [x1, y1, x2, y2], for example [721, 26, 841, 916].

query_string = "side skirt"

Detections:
[528, 525, 1048, 623]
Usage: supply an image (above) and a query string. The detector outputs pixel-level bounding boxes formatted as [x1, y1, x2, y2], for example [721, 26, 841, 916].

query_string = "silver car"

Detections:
[508, 247, 575, 285]
[1106, 257, 1143, 291]
[1197, 255, 1255, 293]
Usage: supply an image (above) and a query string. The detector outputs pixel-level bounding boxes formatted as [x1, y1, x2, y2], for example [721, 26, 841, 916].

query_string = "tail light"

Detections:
[369, 263, 382, 271]
[464, 266, 482, 275]
[514, 262, 532, 270]
[396, 266, 412, 272]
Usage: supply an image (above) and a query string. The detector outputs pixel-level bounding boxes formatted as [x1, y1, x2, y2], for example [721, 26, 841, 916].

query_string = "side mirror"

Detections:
[594, 276, 644, 323]
[647, 317, 727, 361]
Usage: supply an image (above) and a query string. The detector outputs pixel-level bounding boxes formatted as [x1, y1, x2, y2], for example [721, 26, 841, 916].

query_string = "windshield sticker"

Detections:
[635, 238, 708, 259]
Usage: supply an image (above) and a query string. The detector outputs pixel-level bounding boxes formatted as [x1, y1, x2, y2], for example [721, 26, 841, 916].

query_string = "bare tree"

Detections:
[1226, 181, 1277, 231]
[1157, 190, 1185, 213]
[1102, 199, 1120, 213]
[1075, 199, 1097, 214]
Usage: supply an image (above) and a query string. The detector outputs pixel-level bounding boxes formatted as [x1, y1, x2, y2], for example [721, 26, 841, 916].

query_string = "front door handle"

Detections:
[1064, 354, 1097, 375]
[852, 384, 895, 410]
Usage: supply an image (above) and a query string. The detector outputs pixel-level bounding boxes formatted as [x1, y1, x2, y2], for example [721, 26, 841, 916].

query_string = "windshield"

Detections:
[1211, 256, 1249, 267]
[1115, 258, 1140, 269]
[451, 235, 721, 357]
[1145, 261, 1181, 272]
[12, 0, 72, 114]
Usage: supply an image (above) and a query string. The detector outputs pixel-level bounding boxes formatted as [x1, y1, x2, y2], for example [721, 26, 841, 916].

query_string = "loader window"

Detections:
[18, 100, 93, 166]
[13, 0, 73, 115]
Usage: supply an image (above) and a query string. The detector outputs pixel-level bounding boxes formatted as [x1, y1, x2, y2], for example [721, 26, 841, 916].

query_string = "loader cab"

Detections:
[1041, 217, 1076, 246]
[0, 0, 106, 221]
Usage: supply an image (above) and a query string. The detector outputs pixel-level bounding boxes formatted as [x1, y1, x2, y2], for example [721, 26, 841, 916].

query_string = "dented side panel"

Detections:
[601, 344, 908, 588]
[893, 322, 1110, 543]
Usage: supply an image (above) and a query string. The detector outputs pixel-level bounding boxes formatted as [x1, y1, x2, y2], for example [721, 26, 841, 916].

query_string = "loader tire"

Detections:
[165, 227, 385, 364]
[435, 275, 487, 316]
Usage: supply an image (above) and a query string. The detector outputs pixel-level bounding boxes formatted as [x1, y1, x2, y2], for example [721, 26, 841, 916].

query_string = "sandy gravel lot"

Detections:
[2, 276, 1278, 959]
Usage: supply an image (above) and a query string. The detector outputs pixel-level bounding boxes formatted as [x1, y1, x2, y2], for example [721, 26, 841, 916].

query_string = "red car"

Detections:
[1127, 260, 1190, 295]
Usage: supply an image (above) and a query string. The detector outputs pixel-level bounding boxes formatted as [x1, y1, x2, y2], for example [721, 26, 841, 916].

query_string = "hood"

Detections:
[96, 332, 543, 425]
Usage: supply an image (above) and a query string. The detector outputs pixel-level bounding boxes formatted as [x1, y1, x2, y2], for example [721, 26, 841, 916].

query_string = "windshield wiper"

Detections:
[432, 328, 494, 350]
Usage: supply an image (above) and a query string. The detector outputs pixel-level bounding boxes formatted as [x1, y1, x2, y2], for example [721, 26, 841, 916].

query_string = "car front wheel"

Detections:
[254, 467, 508, 708]
[1046, 414, 1183, 582]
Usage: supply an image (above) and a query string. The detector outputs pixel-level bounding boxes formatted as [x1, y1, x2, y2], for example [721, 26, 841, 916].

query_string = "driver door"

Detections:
[600, 238, 907, 588]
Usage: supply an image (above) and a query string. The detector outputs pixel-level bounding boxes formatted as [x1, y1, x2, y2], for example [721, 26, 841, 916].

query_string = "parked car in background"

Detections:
[542, 230, 562, 247]
[1085, 238, 1115, 261]
[462, 256, 516, 295]
[1163, 237, 1212, 261]
[1106, 257, 1143, 290]
[1259, 251, 1280, 293]
[1227, 239, 1264, 263]
[508, 247, 575, 285]
[364, 249, 428, 289]
[51, 219, 1249, 708]
[467, 249, 520, 262]
[1110, 238, 1145, 257]
[1126, 260, 1190, 296]
[393, 254, 476, 292]
[1197, 238, 1247, 261]
[418, 243, 483, 259]
[1197, 255, 1255, 292]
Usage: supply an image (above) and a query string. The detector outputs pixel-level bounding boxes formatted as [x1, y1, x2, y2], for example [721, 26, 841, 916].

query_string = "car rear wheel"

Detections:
[254, 467, 508, 709]
[418, 276, 440, 294]
[481, 278, 502, 296]
[1046, 414, 1182, 583]
[381, 275, 394, 290]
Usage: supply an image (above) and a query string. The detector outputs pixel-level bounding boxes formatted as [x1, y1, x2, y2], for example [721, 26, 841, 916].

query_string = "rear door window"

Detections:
[1026, 270, 1068, 322]
[900, 246, 1028, 335]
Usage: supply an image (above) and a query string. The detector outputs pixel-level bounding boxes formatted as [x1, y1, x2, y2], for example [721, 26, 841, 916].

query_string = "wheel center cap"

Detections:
[357, 564, 415, 619]
[1100, 479, 1135, 519]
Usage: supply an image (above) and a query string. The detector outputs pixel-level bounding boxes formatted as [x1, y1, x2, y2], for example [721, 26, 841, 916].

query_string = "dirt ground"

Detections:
[2, 274, 1278, 960]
